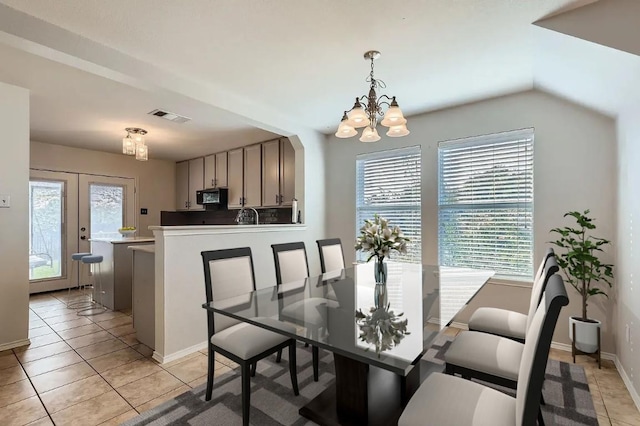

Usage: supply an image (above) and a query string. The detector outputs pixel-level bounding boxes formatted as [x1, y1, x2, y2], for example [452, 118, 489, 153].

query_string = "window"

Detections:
[356, 146, 421, 263]
[438, 129, 534, 279]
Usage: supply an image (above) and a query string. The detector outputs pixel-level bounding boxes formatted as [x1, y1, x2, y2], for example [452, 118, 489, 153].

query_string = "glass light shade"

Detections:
[347, 106, 369, 128]
[122, 136, 135, 155]
[135, 142, 148, 161]
[359, 126, 381, 143]
[386, 124, 410, 137]
[133, 133, 145, 145]
[381, 105, 407, 127]
[335, 119, 357, 138]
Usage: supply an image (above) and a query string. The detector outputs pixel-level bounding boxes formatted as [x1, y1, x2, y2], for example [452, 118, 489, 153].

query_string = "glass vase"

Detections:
[374, 257, 388, 309]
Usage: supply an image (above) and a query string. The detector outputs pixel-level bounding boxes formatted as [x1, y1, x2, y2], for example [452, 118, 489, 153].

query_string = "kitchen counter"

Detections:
[91, 236, 155, 244]
[91, 239, 154, 310]
[128, 244, 155, 254]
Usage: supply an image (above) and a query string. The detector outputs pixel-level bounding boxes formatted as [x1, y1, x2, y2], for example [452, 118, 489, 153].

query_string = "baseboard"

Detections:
[614, 356, 640, 412]
[152, 341, 208, 365]
[0, 338, 30, 352]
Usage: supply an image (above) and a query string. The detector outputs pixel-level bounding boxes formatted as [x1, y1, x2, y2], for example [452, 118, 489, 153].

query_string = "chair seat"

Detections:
[281, 297, 338, 326]
[398, 373, 515, 426]
[211, 319, 295, 360]
[71, 252, 92, 261]
[468, 307, 527, 341]
[445, 331, 524, 381]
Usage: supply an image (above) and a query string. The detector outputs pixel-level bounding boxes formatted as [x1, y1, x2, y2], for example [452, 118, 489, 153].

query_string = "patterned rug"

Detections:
[125, 336, 598, 426]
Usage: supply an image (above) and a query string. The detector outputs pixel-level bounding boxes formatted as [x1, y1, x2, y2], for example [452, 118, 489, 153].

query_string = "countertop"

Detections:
[90, 237, 155, 244]
[149, 224, 306, 235]
[128, 244, 155, 253]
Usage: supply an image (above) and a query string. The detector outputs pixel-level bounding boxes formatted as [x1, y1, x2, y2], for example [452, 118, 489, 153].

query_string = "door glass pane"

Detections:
[29, 180, 63, 280]
[90, 184, 124, 239]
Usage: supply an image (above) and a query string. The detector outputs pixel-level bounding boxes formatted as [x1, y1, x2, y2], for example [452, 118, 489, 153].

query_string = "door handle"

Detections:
[80, 236, 87, 240]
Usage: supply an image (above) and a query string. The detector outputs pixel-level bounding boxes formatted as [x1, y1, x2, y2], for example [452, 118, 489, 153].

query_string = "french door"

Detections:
[29, 170, 135, 294]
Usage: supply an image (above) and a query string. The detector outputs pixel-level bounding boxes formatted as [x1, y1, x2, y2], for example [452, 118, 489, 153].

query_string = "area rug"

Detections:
[124, 337, 598, 426]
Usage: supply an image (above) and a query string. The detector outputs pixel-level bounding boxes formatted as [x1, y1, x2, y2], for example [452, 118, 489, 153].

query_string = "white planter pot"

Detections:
[569, 317, 601, 354]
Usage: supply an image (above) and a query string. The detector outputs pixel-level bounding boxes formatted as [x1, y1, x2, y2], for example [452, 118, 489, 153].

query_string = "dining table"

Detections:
[203, 261, 494, 426]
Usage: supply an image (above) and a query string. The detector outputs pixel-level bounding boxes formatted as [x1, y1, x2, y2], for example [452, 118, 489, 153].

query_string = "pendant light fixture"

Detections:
[122, 128, 148, 161]
[335, 51, 409, 142]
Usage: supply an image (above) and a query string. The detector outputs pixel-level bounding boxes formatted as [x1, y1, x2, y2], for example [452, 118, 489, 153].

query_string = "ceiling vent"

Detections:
[148, 109, 191, 124]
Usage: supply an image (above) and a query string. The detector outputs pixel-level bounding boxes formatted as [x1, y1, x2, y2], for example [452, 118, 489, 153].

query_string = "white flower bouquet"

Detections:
[354, 214, 410, 262]
[356, 305, 410, 356]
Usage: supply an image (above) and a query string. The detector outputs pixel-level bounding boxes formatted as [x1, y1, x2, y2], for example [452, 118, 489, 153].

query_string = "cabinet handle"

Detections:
[185, 201, 188, 208]
[211, 179, 215, 187]
[279, 194, 283, 204]
[275, 194, 278, 204]
[239, 197, 242, 206]
[214, 178, 217, 187]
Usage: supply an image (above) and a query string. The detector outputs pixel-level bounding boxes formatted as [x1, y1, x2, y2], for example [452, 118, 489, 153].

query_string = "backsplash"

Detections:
[160, 207, 294, 226]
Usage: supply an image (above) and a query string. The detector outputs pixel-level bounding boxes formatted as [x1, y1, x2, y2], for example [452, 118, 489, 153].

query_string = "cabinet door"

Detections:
[262, 140, 280, 207]
[243, 145, 262, 208]
[227, 148, 244, 208]
[175, 161, 189, 210]
[188, 158, 204, 210]
[280, 138, 295, 206]
[204, 155, 216, 188]
[215, 152, 228, 188]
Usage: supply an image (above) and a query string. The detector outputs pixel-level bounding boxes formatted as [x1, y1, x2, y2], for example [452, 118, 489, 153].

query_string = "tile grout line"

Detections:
[28, 300, 140, 423]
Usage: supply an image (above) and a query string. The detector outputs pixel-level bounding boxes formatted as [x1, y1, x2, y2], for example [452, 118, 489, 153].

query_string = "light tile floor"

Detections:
[1, 293, 638, 425]
[0, 290, 232, 426]
[444, 327, 640, 426]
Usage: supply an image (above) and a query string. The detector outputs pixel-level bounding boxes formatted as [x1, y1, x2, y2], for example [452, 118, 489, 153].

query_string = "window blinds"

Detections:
[356, 146, 422, 263]
[438, 129, 534, 278]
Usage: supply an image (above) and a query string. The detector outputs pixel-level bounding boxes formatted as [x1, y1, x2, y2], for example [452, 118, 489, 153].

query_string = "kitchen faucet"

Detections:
[235, 207, 259, 225]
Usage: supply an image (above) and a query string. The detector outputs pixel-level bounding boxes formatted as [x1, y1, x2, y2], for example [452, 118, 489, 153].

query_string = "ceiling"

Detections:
[0, 0, 605, 160]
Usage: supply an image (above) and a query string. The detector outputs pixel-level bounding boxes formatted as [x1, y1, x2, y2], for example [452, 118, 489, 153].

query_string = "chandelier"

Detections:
[122, 128, 148, 161]
[335, 51, 409, 142]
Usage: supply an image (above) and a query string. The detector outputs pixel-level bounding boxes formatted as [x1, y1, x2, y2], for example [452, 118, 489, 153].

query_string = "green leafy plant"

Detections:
[550, 210, 614, 320]
[354, 214, 410, 262]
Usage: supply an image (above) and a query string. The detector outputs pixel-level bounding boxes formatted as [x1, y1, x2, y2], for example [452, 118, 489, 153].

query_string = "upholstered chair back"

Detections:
[516, 274, 568, 425]
[317, 238, 345, 273]
[202, 247, 256, 334]
[526, 255, 559, 332]
[272, 242, 310, 285]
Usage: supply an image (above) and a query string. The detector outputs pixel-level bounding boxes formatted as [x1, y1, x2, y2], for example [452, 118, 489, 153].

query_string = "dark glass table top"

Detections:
[203, 262, 494, 376]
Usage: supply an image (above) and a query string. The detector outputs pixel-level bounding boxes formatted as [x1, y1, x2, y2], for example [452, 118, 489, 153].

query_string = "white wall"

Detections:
[0, 82, 30, 349]
[616, 103, 640, 401]
[30, 141, 176, 236]
[325, 90, 617, 352]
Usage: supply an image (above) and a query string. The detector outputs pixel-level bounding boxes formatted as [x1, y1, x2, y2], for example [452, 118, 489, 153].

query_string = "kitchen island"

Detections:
[90, 237, 154, 310]
[149, 224, 322, 364]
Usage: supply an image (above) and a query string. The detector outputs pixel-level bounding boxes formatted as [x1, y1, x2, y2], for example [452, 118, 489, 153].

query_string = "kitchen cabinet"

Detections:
[204, 152, 228, 188]
[188, 158, 204, 210]
[216, 152, 228, 187]
[262, 138, 295, 207]
[228, 148, 244, 208]
[262, 140, 280, 207]
[243, 144, 262, 207]
[176, 158, 204, 210]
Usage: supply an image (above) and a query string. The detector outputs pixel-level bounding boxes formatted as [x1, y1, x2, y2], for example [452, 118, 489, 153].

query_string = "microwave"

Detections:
[196, 188, 228, 209]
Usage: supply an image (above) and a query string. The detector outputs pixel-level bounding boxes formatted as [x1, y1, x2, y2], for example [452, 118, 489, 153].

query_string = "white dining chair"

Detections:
[468, 248, 557, 343]
[399, 274, 568, 426]
[201, 247, 299, 426]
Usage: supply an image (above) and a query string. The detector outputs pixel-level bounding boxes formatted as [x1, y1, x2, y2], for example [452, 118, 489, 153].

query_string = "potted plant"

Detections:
[550, 210, 613, 354]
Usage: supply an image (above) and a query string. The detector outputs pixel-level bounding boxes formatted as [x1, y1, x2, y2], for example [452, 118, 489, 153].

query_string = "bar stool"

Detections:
[67, 252, 92, 309]
[77, 255, 107, 316]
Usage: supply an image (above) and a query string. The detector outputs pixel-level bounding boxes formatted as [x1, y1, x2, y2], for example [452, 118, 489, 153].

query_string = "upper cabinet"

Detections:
[262, 138, 295, 207]
[204, 152, 228, 189]
[176, 158, 204, 210]
[227, 148, 244, 209]
[243, 144, 262, 208]
[175, 138, 295, 211]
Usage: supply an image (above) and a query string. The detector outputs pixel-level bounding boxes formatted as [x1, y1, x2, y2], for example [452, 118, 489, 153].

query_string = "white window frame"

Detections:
[356, 146, 422, 264]
[438, 129, 534, 279]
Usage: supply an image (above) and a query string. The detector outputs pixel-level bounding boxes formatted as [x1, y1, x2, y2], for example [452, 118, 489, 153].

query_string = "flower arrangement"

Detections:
[356, 305, 410, 357]
[354, 214, 410, 262]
